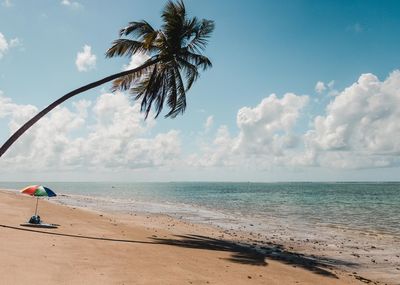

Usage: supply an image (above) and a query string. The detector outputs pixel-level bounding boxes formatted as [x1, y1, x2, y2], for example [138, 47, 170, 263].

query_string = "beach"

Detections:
[0, 189, 392, 285]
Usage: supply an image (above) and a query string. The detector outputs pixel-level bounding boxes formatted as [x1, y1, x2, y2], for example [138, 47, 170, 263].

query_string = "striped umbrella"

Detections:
[21, 185, 57, 216]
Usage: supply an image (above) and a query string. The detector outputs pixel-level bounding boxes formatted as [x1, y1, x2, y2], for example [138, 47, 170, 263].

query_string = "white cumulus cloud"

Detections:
[315, 81, 326, 94]
[75, 45, 96, 72]
[3, 69, 400, 175]
[189, 70, 400, 171]
[0, 33, 20, 59]
[0, 92, 181, 171]
[304, 71, 400, 168]
[61, 0, 82, 9]
[235, 93, 308, 155]
[189, 93, 309, 168]
[123, 53, 150, 71]
[0, 91, 38, 132]
[0, 34, 8, 59]
[204, 115, 214, 132]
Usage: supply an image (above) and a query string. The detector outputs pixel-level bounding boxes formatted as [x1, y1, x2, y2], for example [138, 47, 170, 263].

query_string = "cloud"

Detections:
[315, 81, 326, 94]
[1, 0, 12, 7]
[9, 38, 21, 48]
[0, 34, 8, 59]
[0, 33, 21, 59]
[61, 0, 83, 9]
[0, 92, 181, 171]
[204, 115, 213, 132]
[235, 93, 308, 155]
[75, 45, 96, 72]
[314, 80, 338, 97]
[0, 91, 38, 132]
[189, 70, 400, 170]
[2, 70, 399, 175]
[123, 53, 150, 71]
[326, 80, 339, 96]
[188, 125, 236, 167]
[189, 93, 309, 168]
[304, 71, 400, 168]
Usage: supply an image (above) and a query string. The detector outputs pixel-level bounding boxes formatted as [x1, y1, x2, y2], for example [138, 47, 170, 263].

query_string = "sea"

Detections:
[1, 181, 399, 237]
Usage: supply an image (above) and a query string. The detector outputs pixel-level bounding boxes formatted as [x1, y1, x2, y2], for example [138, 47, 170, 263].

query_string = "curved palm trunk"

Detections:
[0, 59, 158, 158]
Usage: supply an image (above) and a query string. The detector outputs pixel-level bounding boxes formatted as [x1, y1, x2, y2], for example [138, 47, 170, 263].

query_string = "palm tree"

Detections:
[0, 0, 214, 158]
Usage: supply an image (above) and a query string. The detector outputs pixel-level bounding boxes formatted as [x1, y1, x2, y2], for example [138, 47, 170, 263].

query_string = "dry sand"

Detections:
[0, 190, 383, 285]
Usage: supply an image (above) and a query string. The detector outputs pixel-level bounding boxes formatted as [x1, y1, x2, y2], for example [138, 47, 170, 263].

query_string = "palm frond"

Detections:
[142, 31, 159, 50]
[106, 39, 157, 58]
[111, 64, 153, 92]
[180, 50, 212, 70]
[131, 64, 158, 101]
[177, 58, 199, 90]
[185, 19, 215, 53]
[130, 64, 168, 119]
[162, 0, 186, 24]
[142, 65, 164, 118]
[119, 20, 155, 39]
[153, 75, 168, 118]
[166, 67, 178, 114]
[173, 67, 187, 117]
[182, 16, 199, 37]
[161, 0, 186, 49]
[166, 66, 186, 118]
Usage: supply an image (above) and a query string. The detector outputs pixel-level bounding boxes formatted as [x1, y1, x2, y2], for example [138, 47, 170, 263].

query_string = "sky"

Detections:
[1, 0, 400, 182]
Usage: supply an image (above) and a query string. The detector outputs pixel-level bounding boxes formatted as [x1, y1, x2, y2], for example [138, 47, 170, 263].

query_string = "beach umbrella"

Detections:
[21, 185, 57, 216]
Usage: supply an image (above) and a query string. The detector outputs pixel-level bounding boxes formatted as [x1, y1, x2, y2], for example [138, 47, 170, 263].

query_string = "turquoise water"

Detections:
[1, 182, 399, 236]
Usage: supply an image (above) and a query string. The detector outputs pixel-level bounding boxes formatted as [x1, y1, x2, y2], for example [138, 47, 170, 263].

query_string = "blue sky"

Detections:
[1, 0, 400, 181]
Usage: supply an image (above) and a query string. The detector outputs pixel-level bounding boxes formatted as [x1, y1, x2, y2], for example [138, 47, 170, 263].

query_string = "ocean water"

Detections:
[1, 182, 399, 237]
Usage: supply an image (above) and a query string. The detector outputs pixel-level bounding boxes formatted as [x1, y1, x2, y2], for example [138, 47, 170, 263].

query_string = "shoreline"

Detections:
[50, 189, 399, 284]
[0, 189, 395, 284]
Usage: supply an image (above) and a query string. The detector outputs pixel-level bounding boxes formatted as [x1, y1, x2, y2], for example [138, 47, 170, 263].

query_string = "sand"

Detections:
[0, 190, 384, 285]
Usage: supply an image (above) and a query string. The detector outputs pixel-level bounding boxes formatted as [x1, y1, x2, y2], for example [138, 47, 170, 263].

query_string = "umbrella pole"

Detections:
[34, 197, 39, 216]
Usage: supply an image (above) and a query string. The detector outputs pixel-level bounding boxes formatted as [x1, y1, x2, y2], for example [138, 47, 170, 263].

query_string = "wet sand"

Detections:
[0, 190, 393, 285]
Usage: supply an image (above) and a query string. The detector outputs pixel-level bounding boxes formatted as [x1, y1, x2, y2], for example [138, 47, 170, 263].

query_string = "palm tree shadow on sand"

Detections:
[1, 224, 358, 278]
[150, 234, 358, 278]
